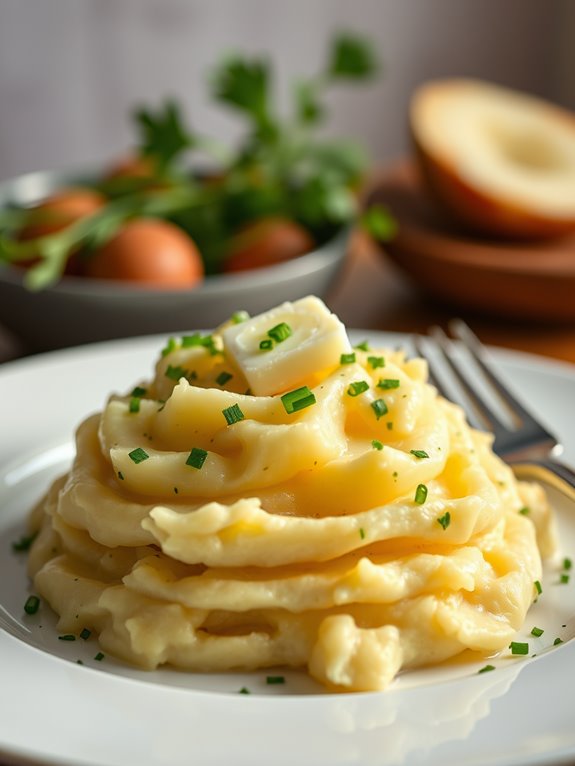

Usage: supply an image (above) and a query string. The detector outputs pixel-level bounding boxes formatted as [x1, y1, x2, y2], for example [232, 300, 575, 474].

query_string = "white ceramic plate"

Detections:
[1, 332, 575, 766]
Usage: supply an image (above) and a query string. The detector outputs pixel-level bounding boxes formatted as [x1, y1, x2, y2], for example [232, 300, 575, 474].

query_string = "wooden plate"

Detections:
[368, 161, 575, 322]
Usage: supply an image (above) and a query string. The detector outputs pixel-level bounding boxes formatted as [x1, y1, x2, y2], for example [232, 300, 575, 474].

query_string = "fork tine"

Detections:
[426, 326, 506, 433]
[412, 335, 444, 392]
[448, 319, 534, 425]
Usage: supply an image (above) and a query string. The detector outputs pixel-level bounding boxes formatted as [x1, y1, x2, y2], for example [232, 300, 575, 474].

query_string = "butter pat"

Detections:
[222, 296, 351, 396]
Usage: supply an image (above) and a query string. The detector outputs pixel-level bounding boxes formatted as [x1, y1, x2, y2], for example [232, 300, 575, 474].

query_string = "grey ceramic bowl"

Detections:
[0, 169, 349, 351]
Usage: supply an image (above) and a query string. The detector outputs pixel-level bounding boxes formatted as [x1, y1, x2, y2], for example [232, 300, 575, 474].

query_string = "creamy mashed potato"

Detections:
[27, 297, 556, 691]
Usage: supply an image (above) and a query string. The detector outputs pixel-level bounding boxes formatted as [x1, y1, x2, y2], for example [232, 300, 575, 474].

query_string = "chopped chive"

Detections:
[129, 396, 141, 414]
[223, 403, 245, 425]
[161, 337, 178, 357]
[530, 626, 544, 637]
[478, 664, 495, 674]
[518, 506, 530, 515]
[266, 676, 285, 685]
[367, 356, 385, 369]
[414, 484, 428, 504]
[12, 532, 38, 552]
[347, 380, 369, 397]
[76, 660, 84, 665]
[239, 686, 251, 694]
[128, 447, 149, 464]
[259, 339, 274, 351]
[94, 652, 105, 661]
[359, 527, 366, 540]
[371, 399, 388, 420]
[559, 573, 570, 584]
[437, 511, 451, 530]
[24, 595, 40, 615]
[216, 371, 233, 386]
[377, 378, 400, 390]
[80, 628, 92, 641]
[410, 450, 429, 459]
[117, 471, 124, 481]
[267, 322, 292, 343]
[386, 421, 393, 430]
[181, 333, 219, 355]
[231, 310, 250, 324]
[131, 386, 147, 398]
[534, 580, 542, 595]
[564, 558, 572, 571]
[372, 439, 383, 451]
[58, 634, 76, 642]
[354, 340, 370, 351]
[509, 641, 528, 655]
[174, 487, 179, 494]
[340, 352, 356, 365]
[165, 364, 188, 381]
[281, 386, 316, 414]
[186, 448, 208, 470]
[554, 637, 563, 645]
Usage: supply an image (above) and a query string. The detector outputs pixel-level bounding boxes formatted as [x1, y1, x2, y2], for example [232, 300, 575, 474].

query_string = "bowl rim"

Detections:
[0, 167, 350, 297]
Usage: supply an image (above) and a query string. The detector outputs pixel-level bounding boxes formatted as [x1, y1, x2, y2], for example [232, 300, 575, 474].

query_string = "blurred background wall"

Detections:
[0, 0, 572, 181]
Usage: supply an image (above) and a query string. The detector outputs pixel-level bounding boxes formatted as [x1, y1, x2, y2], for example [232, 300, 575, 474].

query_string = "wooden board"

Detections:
[368, 161, 575, 322]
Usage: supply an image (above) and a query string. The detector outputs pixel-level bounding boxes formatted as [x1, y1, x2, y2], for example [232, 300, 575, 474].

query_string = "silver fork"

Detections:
[413, 320, 575, 501]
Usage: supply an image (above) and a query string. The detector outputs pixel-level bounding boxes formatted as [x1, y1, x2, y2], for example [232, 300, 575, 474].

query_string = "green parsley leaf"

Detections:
[328, 33, 378, 80]
[134, 99, 195, 169]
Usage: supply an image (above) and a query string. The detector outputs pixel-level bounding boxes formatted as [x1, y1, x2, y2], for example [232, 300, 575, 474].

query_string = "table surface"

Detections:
[1, 231, 575, 366]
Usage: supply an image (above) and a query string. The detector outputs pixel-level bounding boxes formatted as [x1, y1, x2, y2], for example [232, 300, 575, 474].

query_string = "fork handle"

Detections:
[511, 459, 575, 503]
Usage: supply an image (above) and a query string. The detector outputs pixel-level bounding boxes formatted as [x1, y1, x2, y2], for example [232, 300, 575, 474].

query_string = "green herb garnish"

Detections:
[186, 448, 208, 469]
[131, 386, 147, 398]
[509, 641, 529, 655]
[410, 449, 429, 459]
[478, 664, 495, 674]
[94, 652, 105, 661]
[371, 440, 383, 450]
[370, 399, 388, 420]
[80, 628, 92, 641]
[231, 310, 250, 324]
[128, 447, 149, 464]
[281, 386, 316, 414]
[354, 340, 370, 352]
[267, 322, 292, 343]
[223, 403, 245, 425]
[259, 339, 274, 351]
[377, 379, 399, 390]
[340, 352, 356, 365]
[518, 506, 530, 515]
[58, 634, 76, 642]
[437, 512, 451, 530]
[530, 627, 544, 637]
[347, 380, 369, 397]
[367, 356, 385, 369]
[414, 484, 428, 505]
[165, 364, 188, 381]
[216, 371, 233, 386]
[24, 595, 40, 615]
[266, 676, 286, 685]
[12, 532, 37, 553]
[129, 396, 141, 414]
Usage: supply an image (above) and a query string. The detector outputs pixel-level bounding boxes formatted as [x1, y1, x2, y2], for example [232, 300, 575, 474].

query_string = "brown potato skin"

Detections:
[224, 217, 314, 272]
[85, 218, 204, 287]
